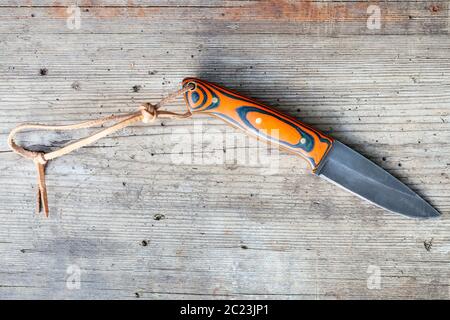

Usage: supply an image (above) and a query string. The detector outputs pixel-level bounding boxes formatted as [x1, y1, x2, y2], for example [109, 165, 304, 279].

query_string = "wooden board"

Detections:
[0, 0, 449, 299]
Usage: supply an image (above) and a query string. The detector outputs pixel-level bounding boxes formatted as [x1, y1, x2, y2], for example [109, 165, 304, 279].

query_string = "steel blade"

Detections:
[316, 141, 440, 218]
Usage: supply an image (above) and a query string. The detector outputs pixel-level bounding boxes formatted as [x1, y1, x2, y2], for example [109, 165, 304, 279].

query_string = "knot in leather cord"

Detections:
[33, 152, 47, 165]
[139, 103, 158, 124]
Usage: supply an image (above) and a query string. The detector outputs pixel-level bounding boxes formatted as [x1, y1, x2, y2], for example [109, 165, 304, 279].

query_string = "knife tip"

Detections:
[409, 202, 441, 219]
[424, 207, 441, 219]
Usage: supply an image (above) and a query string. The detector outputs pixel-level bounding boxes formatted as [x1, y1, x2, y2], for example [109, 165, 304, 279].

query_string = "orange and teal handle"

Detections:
[182, 78, 334, 171]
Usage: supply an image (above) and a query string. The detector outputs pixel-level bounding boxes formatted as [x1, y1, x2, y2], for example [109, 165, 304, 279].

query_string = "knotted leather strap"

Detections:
[7, 83, 194, 217]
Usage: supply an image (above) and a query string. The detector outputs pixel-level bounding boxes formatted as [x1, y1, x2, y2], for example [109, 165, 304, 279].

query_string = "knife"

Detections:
[182, 77, 440, 218]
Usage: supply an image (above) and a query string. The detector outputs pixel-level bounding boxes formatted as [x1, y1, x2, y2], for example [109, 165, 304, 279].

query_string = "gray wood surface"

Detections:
[0, 0, 449, 299]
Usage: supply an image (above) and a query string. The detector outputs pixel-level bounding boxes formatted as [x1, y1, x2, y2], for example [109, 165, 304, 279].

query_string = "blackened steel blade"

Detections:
[315, 141, 440, 218]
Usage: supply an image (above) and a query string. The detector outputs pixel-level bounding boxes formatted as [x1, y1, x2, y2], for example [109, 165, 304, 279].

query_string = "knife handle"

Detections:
[182, 78, 334, 171]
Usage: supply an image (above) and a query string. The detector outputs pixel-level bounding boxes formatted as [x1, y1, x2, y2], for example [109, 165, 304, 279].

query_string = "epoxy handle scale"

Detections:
[182, 78, 333, 170]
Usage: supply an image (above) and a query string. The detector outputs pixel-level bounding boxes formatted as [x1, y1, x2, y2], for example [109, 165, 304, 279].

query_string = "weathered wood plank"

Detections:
[0, 1, 448, 35]
[0, 1, 449, 300]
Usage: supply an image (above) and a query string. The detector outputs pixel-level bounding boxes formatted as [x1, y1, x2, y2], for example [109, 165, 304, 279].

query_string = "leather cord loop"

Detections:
[7, 83, 194, 217]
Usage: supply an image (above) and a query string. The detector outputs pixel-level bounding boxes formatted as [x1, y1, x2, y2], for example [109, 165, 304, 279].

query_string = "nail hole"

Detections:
[153, 213, 165, 221]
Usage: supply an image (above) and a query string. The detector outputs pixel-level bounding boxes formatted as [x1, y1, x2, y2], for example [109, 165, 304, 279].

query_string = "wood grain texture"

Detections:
[0, 0, 449, 299]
